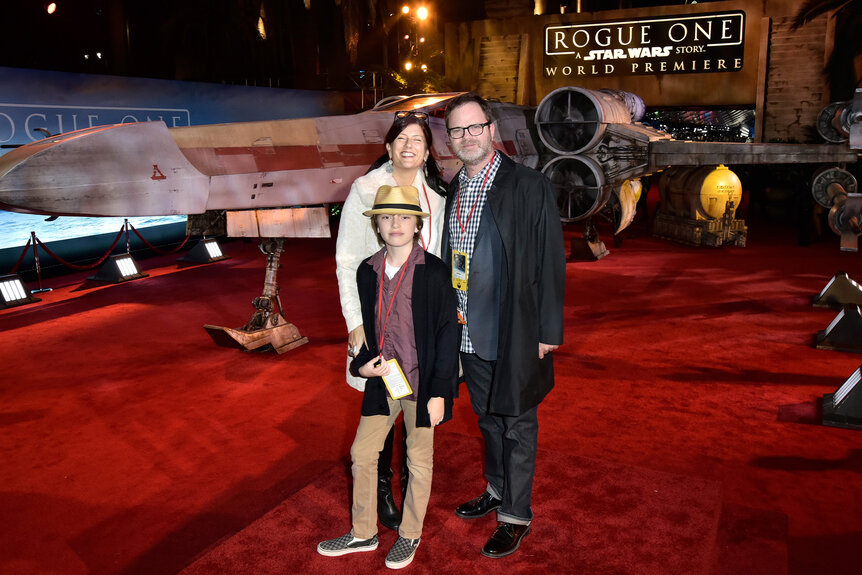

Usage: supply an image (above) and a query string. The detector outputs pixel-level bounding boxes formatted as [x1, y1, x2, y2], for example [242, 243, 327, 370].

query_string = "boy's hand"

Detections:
[358, 355, 391, 378]
[427, 397, 444, 427]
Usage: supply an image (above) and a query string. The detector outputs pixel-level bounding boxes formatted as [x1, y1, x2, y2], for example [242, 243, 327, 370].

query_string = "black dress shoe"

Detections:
[455, 492, 502, 519]
[481, 522, 531, 558]
[378, 477, 402, 531]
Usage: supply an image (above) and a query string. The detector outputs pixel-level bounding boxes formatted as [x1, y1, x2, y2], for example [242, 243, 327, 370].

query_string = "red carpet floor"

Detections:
[1, 214, 861, 575]
[180, 432, 725, 575]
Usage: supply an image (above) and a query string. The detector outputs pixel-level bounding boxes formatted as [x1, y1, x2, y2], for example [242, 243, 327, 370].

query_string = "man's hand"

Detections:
[427, 397, 445, 427]
[539, 342, 559, 359]
[358, 355, 391, 378]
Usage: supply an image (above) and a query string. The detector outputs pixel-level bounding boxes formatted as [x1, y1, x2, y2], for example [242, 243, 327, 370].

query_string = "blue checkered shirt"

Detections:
[449, 151, 501, 353]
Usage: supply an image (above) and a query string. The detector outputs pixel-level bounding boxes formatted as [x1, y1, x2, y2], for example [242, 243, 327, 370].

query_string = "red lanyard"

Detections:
[377, 255, 409, 352]
[456, 167, 491, 235]
[420, 183, 431, 251]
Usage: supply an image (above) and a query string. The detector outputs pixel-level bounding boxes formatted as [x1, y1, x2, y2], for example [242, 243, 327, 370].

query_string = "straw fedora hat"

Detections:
[363, 185, 430, 217]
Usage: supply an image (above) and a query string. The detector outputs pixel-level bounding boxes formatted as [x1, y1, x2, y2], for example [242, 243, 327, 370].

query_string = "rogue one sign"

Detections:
[544, 11, 745, 78]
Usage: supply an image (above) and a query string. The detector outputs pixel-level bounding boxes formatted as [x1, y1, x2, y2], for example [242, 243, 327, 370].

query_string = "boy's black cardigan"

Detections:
[350, 249, 460, 428]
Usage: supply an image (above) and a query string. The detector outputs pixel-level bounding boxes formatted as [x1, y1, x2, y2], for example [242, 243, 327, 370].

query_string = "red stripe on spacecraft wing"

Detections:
[178, 143, 385, 175]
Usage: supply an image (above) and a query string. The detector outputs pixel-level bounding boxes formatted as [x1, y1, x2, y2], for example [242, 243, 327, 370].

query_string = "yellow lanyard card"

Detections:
[381, 358, 413, 400]
[452, 250, 468, 291]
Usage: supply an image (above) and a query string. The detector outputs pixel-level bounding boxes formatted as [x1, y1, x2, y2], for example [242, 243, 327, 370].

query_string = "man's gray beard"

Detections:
[456, 141, 493, 167]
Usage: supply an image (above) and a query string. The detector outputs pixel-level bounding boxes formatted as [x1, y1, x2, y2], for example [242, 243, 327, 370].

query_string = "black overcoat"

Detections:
[443, 153, 566, 416]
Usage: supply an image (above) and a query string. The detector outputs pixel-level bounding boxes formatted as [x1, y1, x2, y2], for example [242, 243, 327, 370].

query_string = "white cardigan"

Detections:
[335, 163, 446, 389]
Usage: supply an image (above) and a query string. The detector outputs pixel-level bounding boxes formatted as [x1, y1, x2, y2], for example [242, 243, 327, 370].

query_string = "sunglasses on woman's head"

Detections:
[395, 110, 429, 120]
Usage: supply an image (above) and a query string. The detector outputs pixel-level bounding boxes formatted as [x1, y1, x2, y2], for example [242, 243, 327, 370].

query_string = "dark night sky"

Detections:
[0, 0, 487, 89]
[0, 1, 703, 89]
[2, 1, 331, 86]
[0, 0, 700, 90]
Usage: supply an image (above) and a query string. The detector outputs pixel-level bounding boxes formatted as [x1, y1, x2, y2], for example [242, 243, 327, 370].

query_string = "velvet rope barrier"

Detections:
[8, 236, 32, 274]
[32, 226, 126, 271]
[128, 223, 191, 254]
[6, 222, 190, 276]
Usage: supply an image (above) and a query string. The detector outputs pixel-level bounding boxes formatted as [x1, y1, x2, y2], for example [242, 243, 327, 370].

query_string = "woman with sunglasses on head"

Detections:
[335, 110, 448, 533]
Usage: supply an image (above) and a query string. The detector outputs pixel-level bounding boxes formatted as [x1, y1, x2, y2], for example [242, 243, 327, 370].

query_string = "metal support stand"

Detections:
[204, 238, 308, 354]
[569, 219, 609, 261]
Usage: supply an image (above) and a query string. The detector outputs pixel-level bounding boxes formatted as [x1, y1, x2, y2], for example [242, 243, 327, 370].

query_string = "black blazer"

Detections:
[351, 250, 460, 427]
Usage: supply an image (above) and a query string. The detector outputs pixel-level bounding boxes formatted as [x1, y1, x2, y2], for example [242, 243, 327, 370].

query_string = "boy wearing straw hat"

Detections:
[317, 185, 459, 569]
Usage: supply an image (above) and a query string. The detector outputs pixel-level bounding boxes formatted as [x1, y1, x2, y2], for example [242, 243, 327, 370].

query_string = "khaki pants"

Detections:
[350, 397, 434, 540]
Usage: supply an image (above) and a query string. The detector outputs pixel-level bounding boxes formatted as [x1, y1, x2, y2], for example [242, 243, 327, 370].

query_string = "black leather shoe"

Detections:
[378, 477, 402, 531]
[455, 492, 502, 519]
[481, 522, 530, 558]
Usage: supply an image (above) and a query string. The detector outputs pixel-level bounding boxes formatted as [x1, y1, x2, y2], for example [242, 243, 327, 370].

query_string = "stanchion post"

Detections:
[124, 219, 131, 254]
[29, 231, 52, 294]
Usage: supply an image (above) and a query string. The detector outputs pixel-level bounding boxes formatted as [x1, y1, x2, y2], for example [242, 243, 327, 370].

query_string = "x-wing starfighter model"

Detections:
[1, 88, 858, 352]
[0, 91, 535, 352]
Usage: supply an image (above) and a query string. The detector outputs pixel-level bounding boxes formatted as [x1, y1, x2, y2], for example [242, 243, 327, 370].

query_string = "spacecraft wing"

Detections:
[0, 93, 470, 220]
[0, 121, 210, 217]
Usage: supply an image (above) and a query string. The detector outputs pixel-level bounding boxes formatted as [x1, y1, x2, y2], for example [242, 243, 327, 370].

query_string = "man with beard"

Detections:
[442, 93, 566, 558]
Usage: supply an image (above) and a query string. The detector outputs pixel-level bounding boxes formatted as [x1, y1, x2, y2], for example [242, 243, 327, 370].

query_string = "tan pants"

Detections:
[350, 397, 434, 540]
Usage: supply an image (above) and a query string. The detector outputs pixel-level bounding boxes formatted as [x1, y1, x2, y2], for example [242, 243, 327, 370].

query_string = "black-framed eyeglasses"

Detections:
[447, 122, 491, 139]
[395, 110, 428, 121]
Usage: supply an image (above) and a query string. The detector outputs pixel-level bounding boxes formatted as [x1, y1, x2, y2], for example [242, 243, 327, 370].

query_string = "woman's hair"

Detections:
[371, 214, 425, 246]
[367, 113, 448, 197]
[384, 113, 431, 148]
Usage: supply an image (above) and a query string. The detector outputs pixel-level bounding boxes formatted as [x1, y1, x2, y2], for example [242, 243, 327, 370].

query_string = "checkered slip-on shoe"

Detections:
[384, 536, 421, 569]
[317, 532, 379, 556]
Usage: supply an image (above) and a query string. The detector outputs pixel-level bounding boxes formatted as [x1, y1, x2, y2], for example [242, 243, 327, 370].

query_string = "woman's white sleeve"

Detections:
[335, 181, 372, 333]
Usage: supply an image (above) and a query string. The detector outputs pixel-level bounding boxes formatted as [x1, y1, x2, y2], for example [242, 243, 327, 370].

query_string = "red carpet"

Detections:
[2, 212, 861, 574]
[180, 431, 725, 575]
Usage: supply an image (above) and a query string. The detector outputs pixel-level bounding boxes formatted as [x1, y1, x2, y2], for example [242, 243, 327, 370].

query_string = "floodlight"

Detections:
[178, 238, 230, 265]
[815, 305, 862, 353]
[822, 365, 862, 430]
[88, 254, 148, 283]
[811, 272, 862, 308]
[0, 274, 41, 308]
